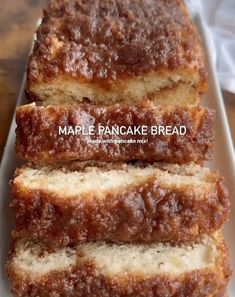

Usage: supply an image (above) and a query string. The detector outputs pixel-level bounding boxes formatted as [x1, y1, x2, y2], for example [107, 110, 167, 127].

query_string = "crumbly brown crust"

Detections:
[6, 234, 232, 297]
[15, 102, 215, 164]
[27, 0, 207, 98]
[11, 165, 230, 245]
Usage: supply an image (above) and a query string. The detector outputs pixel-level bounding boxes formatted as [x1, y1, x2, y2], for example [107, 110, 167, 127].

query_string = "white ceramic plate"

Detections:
[0, 14, 234, 297]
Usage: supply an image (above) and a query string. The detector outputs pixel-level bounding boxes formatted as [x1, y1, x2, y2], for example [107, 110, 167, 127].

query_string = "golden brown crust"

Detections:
[6, 235, 232, 297]
[26, 0, 207, 101]
[11, 166, 230, 245]
[15, 102, 215, 164]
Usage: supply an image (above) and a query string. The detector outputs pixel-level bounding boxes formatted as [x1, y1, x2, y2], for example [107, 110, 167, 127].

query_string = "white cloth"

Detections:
[185, 0, 235, 93]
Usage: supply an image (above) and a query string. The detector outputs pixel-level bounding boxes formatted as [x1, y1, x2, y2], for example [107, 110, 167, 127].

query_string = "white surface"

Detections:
[0, 14, 235, 296]
[185, 0, 235, 93]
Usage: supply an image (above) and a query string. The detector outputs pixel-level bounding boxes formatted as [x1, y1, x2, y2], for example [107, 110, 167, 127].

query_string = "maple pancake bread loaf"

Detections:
[11, 162, 230, 245]
[27, 0, 207, 106]
[15, 102, 215, 164]
[6, 233, 231, 297]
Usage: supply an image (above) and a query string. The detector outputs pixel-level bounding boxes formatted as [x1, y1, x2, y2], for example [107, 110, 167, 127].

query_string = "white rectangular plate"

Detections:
[0, 14, 234, 297]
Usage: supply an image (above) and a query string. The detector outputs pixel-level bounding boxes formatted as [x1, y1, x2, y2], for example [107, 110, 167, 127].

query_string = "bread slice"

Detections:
[6, 232, 231, 297]
[26, 0, 206, 106]
[11, 162, 230, 245]
[15, 102, 215, 164]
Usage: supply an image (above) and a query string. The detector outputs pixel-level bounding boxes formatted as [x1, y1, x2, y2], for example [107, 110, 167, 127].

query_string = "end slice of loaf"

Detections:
[6, 232, 231, 297]
[15, 102, 215, 164]
[26, 0, 206, 106]
[11, 162, 230, 245]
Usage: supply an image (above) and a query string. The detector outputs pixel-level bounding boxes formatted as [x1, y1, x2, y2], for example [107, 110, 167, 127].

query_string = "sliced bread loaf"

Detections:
[11, 162, 230, 245]
[6, 232, 231, 297]
[26, 0, 206, 106]
[15, 102, 215, 164]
